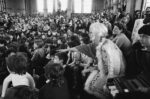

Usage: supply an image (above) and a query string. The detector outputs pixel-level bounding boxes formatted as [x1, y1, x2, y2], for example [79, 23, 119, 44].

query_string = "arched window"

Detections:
[47, 0, 53, 13]
[83, 0, 92, 13]
[37, 0, 44, 12]
[74, 0, 81, 13]
[74, 0, 92, 13]
[60, 0, 68, 11]
[37, 0, 92, 13]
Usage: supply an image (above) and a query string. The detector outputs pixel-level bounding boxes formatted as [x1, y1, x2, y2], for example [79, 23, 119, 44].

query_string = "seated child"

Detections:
[1, 52, 35, 98]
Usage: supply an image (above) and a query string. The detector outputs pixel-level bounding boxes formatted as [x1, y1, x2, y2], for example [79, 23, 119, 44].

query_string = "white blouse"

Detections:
[9, 72, 30, 87]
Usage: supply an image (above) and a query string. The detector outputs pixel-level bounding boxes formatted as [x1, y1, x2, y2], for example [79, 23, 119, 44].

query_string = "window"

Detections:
[37, 0, 44, 12]
[74, 0, 92, 13]
[60, 0, 68, 11]
[37, 0, 92, 13]
[74, 0, 81, 13]
[144, 0, 150, 10]
[83, 0, 92, 13]
[47, 0, 53, 13]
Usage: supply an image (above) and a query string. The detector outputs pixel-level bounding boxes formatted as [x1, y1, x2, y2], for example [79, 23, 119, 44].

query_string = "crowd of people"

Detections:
[0, 8, 150, 99]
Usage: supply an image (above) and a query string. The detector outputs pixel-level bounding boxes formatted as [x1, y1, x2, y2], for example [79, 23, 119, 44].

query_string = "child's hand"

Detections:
[0, 97, 4, 99]
[138, 87, 149, 93]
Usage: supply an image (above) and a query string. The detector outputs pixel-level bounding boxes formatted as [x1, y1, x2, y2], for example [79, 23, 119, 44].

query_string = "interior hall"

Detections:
[0, 0, 150, 99]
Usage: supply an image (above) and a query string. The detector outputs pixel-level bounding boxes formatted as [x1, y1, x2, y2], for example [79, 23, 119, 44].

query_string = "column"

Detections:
[113, 0, 117, 13]
[44, 0, 48, 17]
[135, 0, 142, 11]
[67, 0, 73, 18]
[23, 0, 26, 14]
[72, 0, 74, 13]
[53, 0, 58, 13]
[126, 0, 136, 17]
[81, 0, 84, 13]
[53, 0, 55, 13]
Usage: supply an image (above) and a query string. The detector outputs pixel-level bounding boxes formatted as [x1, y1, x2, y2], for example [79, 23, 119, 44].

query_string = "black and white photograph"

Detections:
[0, 0, 150, 99]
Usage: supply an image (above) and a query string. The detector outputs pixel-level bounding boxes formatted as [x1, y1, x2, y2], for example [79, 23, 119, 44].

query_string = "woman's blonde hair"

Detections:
[89, 22, 108, 41]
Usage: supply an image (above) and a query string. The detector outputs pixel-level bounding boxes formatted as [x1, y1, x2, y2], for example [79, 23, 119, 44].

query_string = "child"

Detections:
[53, 52, 68, 67]
[39, 63, 70, 99]
[1, 52, 35, 98]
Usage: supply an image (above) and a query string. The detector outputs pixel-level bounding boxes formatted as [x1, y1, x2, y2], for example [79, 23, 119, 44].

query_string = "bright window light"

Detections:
[60, 0, 68, 11]
[47, 0, 53, 13]
[74, 0, 81, 13]
[147, 0, 150, 2]
[37, 0, 44, 12]
[83, 0, 92, 13]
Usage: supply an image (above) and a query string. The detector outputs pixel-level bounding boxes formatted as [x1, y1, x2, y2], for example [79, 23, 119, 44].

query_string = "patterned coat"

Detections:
[84, 38, 126, 99]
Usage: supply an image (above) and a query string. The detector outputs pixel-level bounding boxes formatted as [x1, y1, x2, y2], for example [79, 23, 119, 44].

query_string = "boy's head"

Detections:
[53, 52, 68, 65]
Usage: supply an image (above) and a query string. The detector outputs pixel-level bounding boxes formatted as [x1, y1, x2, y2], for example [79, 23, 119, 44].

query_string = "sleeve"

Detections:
[26, 72, 35, 89]
[115, 37, 124, 49]
[138, 25, 146, 34]
[1, 75, 12, 97]
[76, 43, 96, 59]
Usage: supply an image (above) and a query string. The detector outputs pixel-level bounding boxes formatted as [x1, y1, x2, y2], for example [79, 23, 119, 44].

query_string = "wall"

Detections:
[30, 0, 37, 14]
[26, 0, 37, 14]
[5, 0, 37, 15]
[6, 0, 25, 14]
[92, 0, 104, 12]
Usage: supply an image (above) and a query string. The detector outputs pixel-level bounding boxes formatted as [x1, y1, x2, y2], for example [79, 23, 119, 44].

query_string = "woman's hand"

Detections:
[138, 87, 150, 93]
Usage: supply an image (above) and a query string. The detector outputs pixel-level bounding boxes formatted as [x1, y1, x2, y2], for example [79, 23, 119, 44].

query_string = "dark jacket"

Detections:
[39, 77, 70, 99]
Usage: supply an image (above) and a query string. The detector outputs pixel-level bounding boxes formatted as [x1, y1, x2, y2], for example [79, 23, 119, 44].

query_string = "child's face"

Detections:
[9, 52, 15, 57]
[57, 40, 62, 44]
[53, 55, 62, 64]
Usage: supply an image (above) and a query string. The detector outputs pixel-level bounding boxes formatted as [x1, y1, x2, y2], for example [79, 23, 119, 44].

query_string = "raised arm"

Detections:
[58, 47, 78, 53]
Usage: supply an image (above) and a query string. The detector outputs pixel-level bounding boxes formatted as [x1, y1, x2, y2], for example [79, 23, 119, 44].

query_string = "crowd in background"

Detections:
[0, 8, 150, 99]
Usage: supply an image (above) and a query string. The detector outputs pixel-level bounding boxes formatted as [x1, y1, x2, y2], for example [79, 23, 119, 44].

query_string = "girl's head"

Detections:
[6, 52, 27, 75]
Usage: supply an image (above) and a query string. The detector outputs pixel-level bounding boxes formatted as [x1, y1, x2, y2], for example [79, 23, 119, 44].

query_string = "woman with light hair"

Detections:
[58, 22, 108, 59]
[58, 22, 125, 99]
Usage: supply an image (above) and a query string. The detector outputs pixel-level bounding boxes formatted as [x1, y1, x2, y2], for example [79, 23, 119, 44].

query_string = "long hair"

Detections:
[44, 63, 64, 87]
